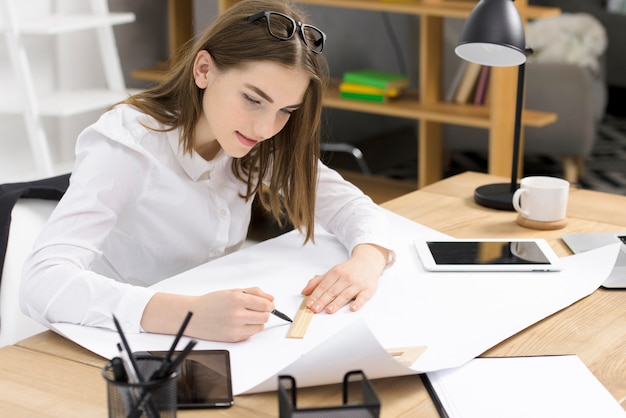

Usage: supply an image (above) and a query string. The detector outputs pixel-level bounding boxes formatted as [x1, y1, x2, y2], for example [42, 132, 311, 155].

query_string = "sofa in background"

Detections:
[530, 0, 626, 89]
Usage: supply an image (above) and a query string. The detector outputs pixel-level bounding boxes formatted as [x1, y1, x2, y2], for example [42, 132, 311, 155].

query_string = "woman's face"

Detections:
[193, 51, 310, 160]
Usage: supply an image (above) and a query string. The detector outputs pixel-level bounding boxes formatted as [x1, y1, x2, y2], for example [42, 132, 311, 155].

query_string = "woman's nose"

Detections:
[253, 113, 279, 140]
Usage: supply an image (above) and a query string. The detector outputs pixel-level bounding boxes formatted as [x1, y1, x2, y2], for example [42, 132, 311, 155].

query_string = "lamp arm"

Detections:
[509, 61, 525, 193]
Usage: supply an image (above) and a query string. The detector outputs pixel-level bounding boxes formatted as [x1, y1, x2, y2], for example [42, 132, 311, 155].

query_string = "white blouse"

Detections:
[20, 105, 394, 333]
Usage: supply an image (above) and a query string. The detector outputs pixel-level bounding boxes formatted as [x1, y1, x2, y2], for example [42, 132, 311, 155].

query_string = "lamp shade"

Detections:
[455, 0, 526, 67]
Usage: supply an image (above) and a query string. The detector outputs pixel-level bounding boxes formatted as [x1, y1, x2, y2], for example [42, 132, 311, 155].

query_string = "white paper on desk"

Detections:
[51, 210, 621, 395]
[52, 212, 435, 395]
[426, 355, 626, 418]
[364, 235, 621, 373]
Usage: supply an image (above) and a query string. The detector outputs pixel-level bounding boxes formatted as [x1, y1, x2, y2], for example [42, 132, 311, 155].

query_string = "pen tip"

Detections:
[272, 309, 293, 323]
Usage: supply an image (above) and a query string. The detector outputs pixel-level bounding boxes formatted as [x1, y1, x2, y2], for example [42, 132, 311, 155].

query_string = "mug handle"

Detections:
[512, 188, 529, 217]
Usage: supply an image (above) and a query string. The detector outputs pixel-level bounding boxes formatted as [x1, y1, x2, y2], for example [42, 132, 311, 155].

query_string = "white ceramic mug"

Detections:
[512, 176, 569, 222]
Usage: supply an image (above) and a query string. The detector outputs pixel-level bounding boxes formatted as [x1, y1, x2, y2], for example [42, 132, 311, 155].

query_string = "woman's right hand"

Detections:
[141, 287, 276, 342]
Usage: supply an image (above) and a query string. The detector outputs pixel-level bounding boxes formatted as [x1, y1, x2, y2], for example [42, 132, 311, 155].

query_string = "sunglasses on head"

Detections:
[246, 10, 326, 54]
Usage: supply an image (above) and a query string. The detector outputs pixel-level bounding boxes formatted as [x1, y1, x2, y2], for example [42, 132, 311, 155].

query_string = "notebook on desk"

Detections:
[561, 232, 626, 289]
[423, 355, 626, 418]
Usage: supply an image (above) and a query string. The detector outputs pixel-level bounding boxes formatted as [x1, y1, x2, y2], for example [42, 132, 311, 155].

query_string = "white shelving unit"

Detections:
[0, 0, 135, 176]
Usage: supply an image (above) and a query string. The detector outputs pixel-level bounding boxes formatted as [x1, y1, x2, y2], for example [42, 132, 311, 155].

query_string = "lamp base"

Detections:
[474, 183, 519, 211]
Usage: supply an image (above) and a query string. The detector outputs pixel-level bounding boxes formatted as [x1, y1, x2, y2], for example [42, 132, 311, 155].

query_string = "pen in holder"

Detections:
[102, 354, 178, 418]
[105, 312, 195, 417]
[278, 370, 380, 418]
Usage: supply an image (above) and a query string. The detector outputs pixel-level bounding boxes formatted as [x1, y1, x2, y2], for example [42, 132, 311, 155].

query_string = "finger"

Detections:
[306, 277, 346, 313]
[348, 290, 373, 312]
[239, 290, 274, 314]
[226, 305, 271, 330]
[301, 275, 323, 296]
[242, 287, 275, 302]
[324, 285, 358, 314]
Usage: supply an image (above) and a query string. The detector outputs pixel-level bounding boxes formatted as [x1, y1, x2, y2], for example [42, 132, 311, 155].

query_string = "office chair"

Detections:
[0, 199, 57, 346]
[0, 174, 69, 347]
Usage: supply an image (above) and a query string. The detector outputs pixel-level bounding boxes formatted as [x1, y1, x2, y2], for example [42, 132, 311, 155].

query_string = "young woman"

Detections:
[20, 0, 394, 342]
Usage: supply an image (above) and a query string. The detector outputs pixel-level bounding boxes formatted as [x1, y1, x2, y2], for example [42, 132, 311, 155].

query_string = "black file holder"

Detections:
[278, 370, 380, 418]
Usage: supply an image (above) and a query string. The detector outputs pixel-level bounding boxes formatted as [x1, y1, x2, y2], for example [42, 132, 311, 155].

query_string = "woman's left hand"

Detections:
[301, 243, 391, 314]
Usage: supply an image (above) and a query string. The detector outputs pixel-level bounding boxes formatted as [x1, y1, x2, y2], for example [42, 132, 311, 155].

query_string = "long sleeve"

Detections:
[20, 106, 253, 333]
[314, 163, 395, 261]
[20, 124, 157, 333]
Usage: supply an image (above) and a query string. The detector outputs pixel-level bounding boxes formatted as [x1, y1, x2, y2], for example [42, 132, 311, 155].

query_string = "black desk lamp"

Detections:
[455, 0, 529, 210]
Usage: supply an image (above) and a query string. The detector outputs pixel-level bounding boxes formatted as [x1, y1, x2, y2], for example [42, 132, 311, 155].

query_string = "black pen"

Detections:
[163, 312, 193, 363]
[111, 356, 128, 382]
[127, 312, 194, 418]
[113, 315, 158, 418]
[166, 339, 198, 375]
[271, 309, 293, 323]
[112, 314, 144, 383]
[130, 340, 198, 418]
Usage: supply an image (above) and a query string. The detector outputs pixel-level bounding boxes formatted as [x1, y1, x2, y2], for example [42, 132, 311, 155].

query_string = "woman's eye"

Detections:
[281, 108, 295, 116]
[243, 94, 260, 105]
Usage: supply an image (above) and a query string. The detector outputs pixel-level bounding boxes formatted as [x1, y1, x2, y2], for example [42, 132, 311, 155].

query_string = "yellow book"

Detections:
[343, 69, 409, 90]
[339, 82, 400, 98]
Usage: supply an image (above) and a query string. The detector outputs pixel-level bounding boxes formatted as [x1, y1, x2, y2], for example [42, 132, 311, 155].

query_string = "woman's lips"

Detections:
[236, 131, 259, 148]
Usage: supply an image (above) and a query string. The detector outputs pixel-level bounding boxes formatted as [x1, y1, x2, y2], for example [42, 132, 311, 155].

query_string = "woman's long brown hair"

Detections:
[120, 0, 328, 243]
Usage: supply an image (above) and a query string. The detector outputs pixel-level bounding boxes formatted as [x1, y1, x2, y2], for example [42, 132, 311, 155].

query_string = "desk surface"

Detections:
[3, 172, 625, 416]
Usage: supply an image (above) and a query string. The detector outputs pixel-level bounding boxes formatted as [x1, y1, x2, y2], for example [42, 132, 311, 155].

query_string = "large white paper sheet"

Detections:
[51, 210, 620, 395]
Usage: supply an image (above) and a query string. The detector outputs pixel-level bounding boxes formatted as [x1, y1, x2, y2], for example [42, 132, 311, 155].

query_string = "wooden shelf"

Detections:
[324, 79, 556, 129]
[290, 0, 560, 20]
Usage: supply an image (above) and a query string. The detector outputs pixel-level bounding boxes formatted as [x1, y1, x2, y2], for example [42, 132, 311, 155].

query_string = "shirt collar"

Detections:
[167, 130, 229, 182]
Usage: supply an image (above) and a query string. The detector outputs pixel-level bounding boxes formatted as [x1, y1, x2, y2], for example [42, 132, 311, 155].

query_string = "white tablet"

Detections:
[415, 238, 562, 272]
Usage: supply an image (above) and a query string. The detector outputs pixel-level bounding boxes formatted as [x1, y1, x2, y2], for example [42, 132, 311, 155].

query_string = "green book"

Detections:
[340, 91, 387, 103]
[343, 69, 409, 90]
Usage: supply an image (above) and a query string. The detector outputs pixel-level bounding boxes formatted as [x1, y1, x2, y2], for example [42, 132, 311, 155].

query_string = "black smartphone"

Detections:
[149, 349, 234, 408]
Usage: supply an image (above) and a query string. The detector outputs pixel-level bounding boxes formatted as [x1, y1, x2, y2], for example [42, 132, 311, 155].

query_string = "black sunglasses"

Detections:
[246, 10, 326, 54]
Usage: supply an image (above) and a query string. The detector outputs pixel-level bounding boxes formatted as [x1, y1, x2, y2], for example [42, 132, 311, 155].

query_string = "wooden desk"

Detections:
[2, 172, 624, 416]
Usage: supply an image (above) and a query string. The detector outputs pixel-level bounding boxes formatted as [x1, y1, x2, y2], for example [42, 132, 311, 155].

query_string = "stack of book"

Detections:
[339, 69, 409, 103]
[446, 61, 491, 105]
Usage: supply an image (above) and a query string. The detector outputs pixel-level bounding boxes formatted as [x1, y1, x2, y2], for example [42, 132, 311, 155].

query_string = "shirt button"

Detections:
[219, 208, 228, 218]
[210, 249, 222, 257]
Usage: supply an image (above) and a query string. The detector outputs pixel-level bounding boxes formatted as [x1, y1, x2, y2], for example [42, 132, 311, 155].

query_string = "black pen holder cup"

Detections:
[102, 355, 178, 418]
[278, 370, 380, 418]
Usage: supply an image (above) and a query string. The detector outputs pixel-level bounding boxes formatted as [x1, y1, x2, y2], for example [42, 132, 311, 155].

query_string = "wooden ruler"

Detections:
[386, 346, 428, 366]
[286, 299, 314, 339]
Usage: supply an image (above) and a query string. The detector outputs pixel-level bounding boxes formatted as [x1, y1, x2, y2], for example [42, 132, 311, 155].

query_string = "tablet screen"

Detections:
[426, 240, 550, 265]
[150, 349, 233, 408]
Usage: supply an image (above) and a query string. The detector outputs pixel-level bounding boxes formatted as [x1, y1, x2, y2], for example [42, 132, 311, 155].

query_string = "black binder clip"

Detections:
[278, 370, 380, 418]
